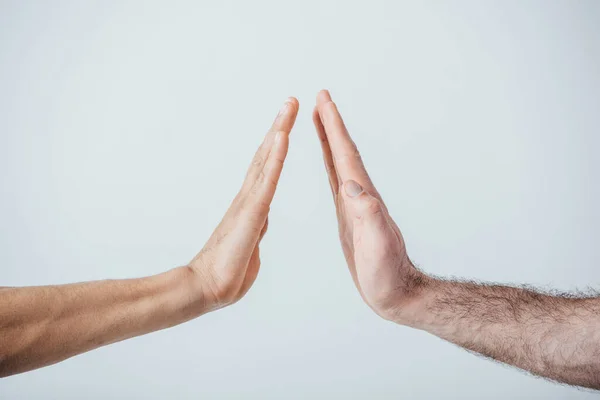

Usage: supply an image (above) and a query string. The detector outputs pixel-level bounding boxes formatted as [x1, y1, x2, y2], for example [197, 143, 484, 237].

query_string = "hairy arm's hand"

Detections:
[313, 90, 600, 389]
[0, 98, 299, 377]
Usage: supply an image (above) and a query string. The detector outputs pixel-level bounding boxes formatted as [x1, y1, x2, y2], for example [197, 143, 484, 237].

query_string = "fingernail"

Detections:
[344, 180, 363, 197]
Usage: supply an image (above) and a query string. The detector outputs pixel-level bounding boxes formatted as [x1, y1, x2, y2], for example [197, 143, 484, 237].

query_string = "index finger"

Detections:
[227, 99, 297, 264]
[242, 97, 299, 194]
[316, 90, 379, 197]
[313, 105, 339, 197]
[242, 98, 297, 222]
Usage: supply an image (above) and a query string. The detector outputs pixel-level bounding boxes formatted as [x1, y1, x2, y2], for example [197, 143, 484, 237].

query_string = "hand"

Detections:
[313, 90, 429, 323]
[188, 98, 299, 311]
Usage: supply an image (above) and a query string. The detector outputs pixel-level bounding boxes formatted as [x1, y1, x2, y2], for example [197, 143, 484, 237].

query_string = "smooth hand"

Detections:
[313, 91, 428, 323]
[189, 98, 299, 310]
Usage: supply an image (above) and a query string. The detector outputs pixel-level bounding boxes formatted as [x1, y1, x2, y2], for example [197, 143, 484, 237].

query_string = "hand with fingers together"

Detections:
[0, 98, 299, 377]
[312, 90, 428, 322]
[312, 89, 600, 390]
[188, 97, 299, 309]
[3, 92, 600, 390]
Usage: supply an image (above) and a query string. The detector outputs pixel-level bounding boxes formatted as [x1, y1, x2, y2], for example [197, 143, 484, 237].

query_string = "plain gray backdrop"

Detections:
[1, 1, 599, 399]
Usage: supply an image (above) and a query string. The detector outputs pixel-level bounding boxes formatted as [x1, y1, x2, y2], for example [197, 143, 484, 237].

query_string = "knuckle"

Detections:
[252, 153, 264, 167]
[267, 171, 280, 187]
[273, 157, 285, 168]
[335, 149, 361, 163]
[231, 193, 244, 208]
[256, 169, 279, 188]
[241, 198, 269, 220]
[253, 201, 270, 216]
[323, 100, 336, 112]
[354, 196, 383, 221]
[365, 198, 382, 214]
[360, 196, 381, 214]
[256, 171, 266, 185]
[249, 182, 261, 197]
[320, 102, 335, 123]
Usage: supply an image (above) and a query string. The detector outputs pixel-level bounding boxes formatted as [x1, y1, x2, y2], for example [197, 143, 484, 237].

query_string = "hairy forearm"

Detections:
[398, 278, 600, 389]
[0, 266, 207, 377]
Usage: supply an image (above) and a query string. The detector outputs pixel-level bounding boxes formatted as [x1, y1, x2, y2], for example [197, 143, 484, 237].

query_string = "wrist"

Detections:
[156, 266, 217, 320]
[386, 274, 443, 329]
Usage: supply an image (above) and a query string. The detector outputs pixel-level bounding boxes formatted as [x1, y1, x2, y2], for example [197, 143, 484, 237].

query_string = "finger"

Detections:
[342, 180, 395, 265]
[229, 129, 290, 260]
[342, 180, 386, 223]
[313, 106, 339, 197]
[242, 97, 299, 193]
[247, 129, 289, 211]
[316, 90, 380, 200]
[343, 180, 404, 308]
[219, 100, 296, 275]
[316, 90, 366, 182]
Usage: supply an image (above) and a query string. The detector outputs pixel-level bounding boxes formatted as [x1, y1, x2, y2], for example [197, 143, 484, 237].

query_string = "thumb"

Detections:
[343, 180, 402, 305]
[342, 179, 395, 261]
[342, 180, 386, 223]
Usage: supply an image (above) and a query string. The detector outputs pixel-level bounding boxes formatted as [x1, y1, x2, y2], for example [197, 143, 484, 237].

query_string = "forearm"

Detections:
[397, 278, 600, 389]
[0, 266, 207, 377]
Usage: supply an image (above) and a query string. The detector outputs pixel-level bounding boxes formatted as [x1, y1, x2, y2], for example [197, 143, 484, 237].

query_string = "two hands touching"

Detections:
[190, 90, 420, 321]
[1, 91, 599, 390]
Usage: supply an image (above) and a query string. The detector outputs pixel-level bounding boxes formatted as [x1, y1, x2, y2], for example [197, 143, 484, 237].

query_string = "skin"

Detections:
[0, 97, 299, 377]
[313, 89, 600, 390]
[2, 92, 599, 390]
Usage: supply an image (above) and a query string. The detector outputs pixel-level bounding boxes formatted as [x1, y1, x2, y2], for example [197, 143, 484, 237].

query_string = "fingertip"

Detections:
[316, 89, 332, 106]
[312, 106, 322, 124]
[317, 100, 340, 127]
[285, 96, 299, 112]
[318, 89, 331, 98]
[316, 92, 337, 122]
[272, 97, 299, 134]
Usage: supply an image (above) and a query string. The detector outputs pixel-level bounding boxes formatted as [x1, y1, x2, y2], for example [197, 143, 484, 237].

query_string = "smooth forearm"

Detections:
[0, 266, 207, 377]
[396, 278, 600, 389]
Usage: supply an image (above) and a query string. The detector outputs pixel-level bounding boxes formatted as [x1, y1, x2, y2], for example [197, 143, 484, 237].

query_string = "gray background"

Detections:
[1, 1, 599, 398]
